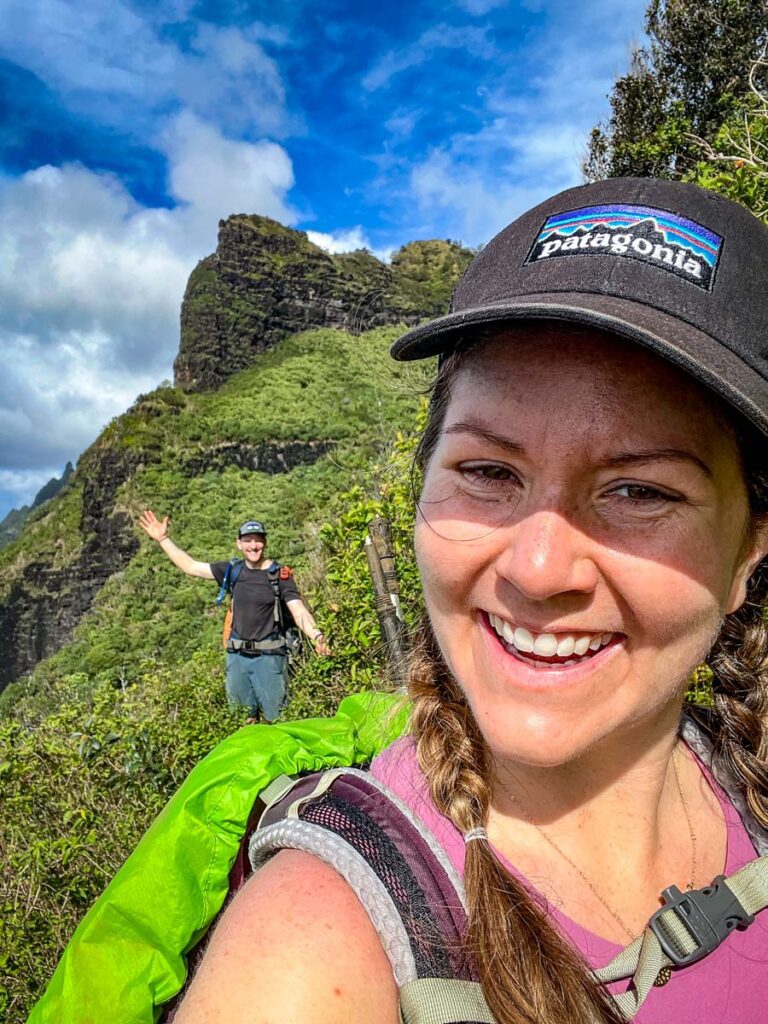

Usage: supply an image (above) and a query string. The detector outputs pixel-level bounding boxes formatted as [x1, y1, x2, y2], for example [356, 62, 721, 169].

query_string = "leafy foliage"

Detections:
[0, 322, 427, 1021]
[688, 67, 768, 219]
[0, 650, 242, 1018]
[583, 0, 768, 182]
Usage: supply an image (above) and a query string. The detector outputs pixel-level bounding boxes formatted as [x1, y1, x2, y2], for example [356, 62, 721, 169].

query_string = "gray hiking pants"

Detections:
[225, 651, 288, 721]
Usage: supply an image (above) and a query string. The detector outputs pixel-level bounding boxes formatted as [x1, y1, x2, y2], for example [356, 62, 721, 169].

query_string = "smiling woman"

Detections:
[415, 330, 758, 772]
[175, 178, 768, 1024]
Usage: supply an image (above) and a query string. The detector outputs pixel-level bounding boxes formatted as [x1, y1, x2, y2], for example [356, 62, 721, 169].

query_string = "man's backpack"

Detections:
[215, 559, 300, 657]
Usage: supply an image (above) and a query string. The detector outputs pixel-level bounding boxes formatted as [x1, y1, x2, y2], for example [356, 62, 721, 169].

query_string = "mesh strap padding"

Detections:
[250, 769, 487, 1021]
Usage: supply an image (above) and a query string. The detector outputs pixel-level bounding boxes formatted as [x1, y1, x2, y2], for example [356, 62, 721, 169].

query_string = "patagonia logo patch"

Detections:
[525, 204, 723, 290]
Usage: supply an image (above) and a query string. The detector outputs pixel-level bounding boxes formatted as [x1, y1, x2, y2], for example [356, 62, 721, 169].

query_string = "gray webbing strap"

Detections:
[228, 636, 285, 653]
[398, 860, 768, 1023]
[399, 978, 496, 1024]
[728, 855, 768, 914]
[595, 856, 768, 1020]
[257, 773, 296, 811]
[257, 770, 345, 827]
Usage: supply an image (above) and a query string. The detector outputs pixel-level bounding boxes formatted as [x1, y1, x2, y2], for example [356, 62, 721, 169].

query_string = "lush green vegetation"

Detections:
[0, 324, 427, 1021]
[583, 0, 767, 183]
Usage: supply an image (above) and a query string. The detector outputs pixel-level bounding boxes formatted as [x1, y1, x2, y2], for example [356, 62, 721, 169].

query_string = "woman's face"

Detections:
[415, 330, 764, 767]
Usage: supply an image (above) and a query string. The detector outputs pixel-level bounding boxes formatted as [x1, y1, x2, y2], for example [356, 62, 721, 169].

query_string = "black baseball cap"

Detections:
[239, 520, 267, 537]
[392, 177, 768, 437]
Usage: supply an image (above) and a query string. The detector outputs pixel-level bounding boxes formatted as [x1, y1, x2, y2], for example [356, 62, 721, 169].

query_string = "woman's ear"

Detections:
[726, 528, 768, 614]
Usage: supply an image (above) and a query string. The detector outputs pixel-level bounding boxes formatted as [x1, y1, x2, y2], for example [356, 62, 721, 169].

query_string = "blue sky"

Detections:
[0, 0, 648, 520]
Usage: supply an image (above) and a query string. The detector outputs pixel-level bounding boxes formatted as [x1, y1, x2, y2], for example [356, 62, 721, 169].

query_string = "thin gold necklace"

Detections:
[505, 745, 697, 944]
[672, 745, 697, 891]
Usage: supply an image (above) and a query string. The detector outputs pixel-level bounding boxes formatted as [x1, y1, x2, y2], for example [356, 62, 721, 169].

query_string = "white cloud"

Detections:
[0, 331, 151, 472]
[162, 111, 296, 244]
[306, 226, 370, 254]
[402, 0, 647, 245]
[0, 112, 296, 501]
[306, 227, 393, 264]
[0, 0, 292, 138]
[173, 24, 292, 137]
[362, 24, 498, 91]
[0, 468, 64, 507]
[0, 164, 185, 364]
[410, 149, 551, 244]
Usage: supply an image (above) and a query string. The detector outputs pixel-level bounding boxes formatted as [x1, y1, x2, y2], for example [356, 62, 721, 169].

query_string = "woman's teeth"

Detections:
[488, 614, 615, 666]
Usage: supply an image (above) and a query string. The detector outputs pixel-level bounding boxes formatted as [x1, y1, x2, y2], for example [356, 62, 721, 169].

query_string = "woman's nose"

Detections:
[494, 509, 599, 601]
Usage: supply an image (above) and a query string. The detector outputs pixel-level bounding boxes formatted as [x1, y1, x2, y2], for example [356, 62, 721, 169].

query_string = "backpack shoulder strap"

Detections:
[215, 558, 244, 606]
[249, 768, 492, 1024]
[593, 711, 768, 1019]
[596, 856, 768, 1019]
[267, 561, 283, 630]
[249, 756, 768, 1024]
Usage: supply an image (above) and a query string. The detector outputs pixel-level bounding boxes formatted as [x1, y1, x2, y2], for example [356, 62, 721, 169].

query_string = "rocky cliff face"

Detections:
[175, 216, 473, 391]
[0, 451, 138, 687]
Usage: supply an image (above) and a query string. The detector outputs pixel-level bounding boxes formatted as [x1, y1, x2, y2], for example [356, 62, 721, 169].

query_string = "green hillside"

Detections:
[0, 325, 427, 1021]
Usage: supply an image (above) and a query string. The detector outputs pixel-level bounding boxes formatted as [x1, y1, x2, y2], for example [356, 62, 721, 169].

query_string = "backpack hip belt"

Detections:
[228, 637, 286, 655]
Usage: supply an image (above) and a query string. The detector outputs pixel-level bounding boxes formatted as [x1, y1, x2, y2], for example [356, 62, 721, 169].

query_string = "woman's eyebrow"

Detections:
[443, 421, 525, 455]
[600, 448, 714, 479]
[443, 424, 714, 478]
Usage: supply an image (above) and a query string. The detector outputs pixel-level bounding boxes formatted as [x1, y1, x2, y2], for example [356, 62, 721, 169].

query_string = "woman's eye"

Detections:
[609, 483, 680, 503]
[458, 462, 519, 486]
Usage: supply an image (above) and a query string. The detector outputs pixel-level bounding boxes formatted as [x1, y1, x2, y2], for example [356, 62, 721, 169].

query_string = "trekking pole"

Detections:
[365, 518, 408, 685]
[368, 517, 403, 621]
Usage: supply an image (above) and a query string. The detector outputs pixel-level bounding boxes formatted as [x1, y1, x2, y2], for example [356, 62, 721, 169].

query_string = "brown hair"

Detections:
[408, 331, 768, 1024]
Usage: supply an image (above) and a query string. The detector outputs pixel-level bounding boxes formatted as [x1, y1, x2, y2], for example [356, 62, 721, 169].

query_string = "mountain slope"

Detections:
[0, 462, 74, 551]
[0, 217, 471, 692]
[0, 324, 426, 702]
[0, 323, 428, 1021]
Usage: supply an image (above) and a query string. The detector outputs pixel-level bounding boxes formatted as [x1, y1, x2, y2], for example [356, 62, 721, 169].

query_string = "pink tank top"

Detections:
[371, 737, 768, 1023]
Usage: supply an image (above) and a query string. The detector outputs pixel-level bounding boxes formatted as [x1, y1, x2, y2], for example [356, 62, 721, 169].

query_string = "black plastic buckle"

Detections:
[649, 876, 754, 967]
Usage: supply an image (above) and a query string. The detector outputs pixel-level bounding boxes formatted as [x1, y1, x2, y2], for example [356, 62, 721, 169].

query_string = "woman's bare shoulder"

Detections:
[174, 848, 400, 1024]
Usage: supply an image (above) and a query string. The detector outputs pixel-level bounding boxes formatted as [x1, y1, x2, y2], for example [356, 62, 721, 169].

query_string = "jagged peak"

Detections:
[174, 216, 474, 393]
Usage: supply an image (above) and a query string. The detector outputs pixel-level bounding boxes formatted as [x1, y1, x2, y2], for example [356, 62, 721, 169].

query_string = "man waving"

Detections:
[139, 510, 329, 721]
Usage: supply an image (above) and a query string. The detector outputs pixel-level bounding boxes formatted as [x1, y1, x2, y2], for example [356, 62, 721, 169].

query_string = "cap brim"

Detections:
[392, 292, 768, 438]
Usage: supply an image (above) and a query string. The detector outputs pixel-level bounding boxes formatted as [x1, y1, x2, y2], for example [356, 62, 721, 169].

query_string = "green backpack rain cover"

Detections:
[29, 690, 407, 1024]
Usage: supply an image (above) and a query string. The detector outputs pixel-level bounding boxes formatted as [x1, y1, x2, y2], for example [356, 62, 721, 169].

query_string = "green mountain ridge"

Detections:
[0, 325, 424, 701]
[0, 216, 472, 694]
[176, 214, 474, 391]
[0, 461, 74, 551]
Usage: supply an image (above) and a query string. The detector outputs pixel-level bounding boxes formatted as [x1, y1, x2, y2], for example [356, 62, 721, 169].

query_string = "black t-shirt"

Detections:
[210, 561, 301, 641]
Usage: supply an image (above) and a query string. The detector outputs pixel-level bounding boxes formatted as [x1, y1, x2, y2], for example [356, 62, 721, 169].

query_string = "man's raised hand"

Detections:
[139, 509, 169, 543]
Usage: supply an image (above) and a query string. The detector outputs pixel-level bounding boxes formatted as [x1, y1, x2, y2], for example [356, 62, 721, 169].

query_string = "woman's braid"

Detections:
[408, 621, 625, 1024]
[708, 561, 768, 827]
